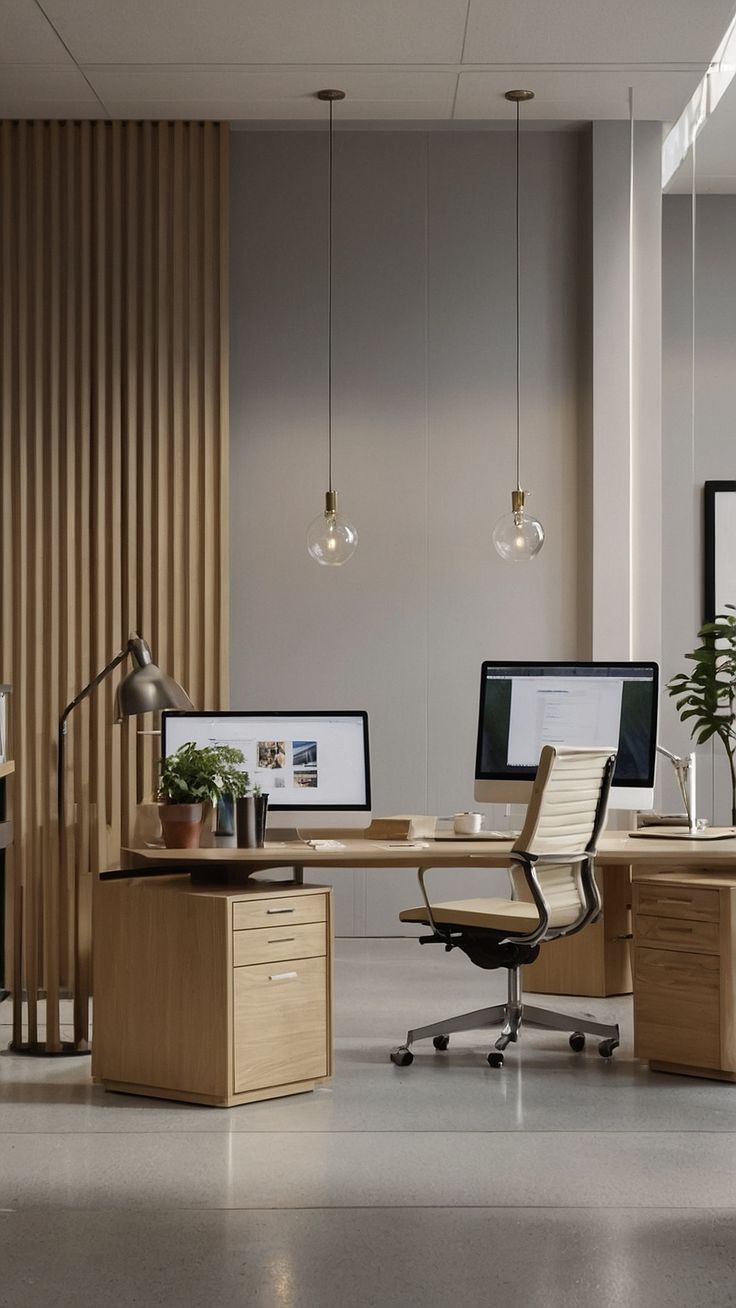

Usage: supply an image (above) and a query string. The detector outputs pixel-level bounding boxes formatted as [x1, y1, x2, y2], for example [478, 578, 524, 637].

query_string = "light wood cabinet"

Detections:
[633, 871, 736, 1081]
[92, 874, 332, 1107]
[523, 864, 632, 997]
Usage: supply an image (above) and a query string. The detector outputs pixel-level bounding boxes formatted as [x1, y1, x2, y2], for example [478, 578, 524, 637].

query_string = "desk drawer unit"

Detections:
[92, 875, 332, 1109]
[633, 875, 736, 1081]
[232, 886, 332, 1102]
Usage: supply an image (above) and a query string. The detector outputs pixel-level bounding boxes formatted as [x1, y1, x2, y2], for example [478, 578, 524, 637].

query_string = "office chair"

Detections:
[391, 745, 618, 1069]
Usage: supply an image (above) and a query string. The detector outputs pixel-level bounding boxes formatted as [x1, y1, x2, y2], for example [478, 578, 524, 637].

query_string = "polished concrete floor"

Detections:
[1, 938, 736, 1307]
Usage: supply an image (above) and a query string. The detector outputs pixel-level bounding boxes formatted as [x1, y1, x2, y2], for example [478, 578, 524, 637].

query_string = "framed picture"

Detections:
[705, 481, 736, 621]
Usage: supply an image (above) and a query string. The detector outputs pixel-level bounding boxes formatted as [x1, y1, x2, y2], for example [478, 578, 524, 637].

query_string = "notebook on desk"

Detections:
[629, 826, 736, 841]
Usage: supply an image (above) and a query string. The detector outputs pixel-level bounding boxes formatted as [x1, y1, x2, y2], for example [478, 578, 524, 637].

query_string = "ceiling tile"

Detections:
[0, 98, 104, 116]
[454, 69, 706, 122]
[1, 0, 74, 63]
[463, 0, 736, 65]
[0, 64, 100, 106]
[40, 0, 469, 64]
[97, 98, 454, 121]
[85, 65, 457, 106]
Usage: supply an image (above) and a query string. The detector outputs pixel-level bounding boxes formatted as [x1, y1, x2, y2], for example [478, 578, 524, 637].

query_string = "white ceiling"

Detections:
[2, 0, 735, 125]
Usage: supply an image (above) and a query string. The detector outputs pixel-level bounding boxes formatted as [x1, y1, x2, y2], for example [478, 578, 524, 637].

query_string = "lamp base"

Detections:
[8, 1038, 91, 1057]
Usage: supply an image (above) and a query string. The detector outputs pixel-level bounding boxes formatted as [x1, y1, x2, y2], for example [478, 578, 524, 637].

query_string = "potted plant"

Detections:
[667, 605, 736, 826]
[158, 742, 250, 848]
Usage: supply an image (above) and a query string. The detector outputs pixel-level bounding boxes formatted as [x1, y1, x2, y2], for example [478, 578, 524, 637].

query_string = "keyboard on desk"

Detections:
[431, 830, 519, 842]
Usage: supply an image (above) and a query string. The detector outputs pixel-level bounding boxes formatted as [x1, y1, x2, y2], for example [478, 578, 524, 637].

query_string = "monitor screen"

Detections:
[474, 661, 659, 809]
[161, 710, 371, 811]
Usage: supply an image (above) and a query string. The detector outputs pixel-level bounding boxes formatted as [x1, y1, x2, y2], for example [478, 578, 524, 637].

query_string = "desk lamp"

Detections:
[11, 635, 192, 1057]
[656, 745, 697, 835]
[58, 634, 192, 820]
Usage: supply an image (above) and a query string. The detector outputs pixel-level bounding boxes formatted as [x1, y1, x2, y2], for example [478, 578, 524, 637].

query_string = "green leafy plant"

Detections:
[158, 742, 250, 805]
[667, 605, 736, 824]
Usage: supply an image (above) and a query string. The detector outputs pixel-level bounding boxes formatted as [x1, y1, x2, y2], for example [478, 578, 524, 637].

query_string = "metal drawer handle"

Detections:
[268, 937, 295, 944]
[268, 971, 298, 982]
[266, 907, 295, 914]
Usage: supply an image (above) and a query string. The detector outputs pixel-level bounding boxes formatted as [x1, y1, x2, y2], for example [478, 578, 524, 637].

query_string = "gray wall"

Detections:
[230, 130, 591, 933]
[662, 194, 736, 823]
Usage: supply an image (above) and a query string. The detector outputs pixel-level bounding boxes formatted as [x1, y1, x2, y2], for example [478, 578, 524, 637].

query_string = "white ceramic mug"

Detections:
[454, 811, 483, 835]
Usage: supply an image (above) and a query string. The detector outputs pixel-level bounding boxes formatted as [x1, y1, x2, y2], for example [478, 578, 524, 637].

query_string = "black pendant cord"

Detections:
[515, 97, 521, 493]
[327, 96, 333, 495]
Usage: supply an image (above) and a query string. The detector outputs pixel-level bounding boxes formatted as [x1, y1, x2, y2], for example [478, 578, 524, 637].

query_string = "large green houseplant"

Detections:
[158, 742, 250, 848]
[667, 606, 736, 826]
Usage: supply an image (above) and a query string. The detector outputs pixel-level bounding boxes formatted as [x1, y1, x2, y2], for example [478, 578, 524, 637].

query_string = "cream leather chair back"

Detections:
[509, 745, 615, 929]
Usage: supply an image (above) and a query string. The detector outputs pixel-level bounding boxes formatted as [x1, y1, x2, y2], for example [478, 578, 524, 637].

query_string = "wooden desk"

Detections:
[118, 834, 736, 1085]
[122, 834, 728, 1000]
[122, 831, 736, 872]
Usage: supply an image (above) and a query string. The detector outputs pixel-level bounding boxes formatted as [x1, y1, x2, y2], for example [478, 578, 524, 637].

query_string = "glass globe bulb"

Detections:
[492, 490, 544, 562]
[307, 492, 358, 566]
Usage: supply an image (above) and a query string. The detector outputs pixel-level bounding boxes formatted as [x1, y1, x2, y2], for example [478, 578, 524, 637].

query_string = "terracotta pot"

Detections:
[159, 802, 206, 849]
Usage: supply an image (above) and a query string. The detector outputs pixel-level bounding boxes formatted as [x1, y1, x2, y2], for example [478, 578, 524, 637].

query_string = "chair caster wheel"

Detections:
[390, 1046, 414, 1067]
[569, 1032, 586, 1052]
[598, 1038, 618, 1059]
[433, 1035, 450, 1051]
[487, 1050, 504, 1068]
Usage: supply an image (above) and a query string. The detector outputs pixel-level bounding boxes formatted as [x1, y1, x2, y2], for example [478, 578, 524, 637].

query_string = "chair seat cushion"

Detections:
[399, 897, 541, 933]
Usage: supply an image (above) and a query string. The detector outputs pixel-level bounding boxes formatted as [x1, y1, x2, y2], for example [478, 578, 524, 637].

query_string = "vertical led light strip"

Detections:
[424, 133, 430, 817]
[628, 86, 635, 659]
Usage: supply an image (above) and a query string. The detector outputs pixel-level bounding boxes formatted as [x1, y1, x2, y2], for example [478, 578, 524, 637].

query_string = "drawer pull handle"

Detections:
[268, 971, 298, 982]
[267, 907, 295, 914]
[658, 897, 694, 906]
[665, 925, 693, 933]
[268, 937, 295, 944]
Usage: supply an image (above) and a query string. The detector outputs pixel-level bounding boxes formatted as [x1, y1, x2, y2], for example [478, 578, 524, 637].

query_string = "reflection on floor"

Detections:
[1, 938, 735, 1307]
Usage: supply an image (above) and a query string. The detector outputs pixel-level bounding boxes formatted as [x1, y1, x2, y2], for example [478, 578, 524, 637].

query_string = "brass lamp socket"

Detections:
[324, 490, 338, 515]
[511, 489, 526, 513]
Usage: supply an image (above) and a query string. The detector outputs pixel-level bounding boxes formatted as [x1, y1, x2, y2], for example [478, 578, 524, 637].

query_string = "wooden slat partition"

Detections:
[0, 121, 229, 1050]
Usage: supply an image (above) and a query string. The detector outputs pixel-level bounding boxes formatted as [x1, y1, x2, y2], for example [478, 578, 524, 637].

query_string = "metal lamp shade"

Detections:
[115, 661, 192, 720]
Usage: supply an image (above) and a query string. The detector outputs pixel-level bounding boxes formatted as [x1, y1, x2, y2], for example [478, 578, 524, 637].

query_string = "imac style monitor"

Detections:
[161, 710, 371, 811]
[474, 662, 659, 811]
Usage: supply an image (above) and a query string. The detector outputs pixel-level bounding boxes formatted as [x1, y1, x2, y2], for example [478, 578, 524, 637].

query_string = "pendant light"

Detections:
[307, 89, 358, 566]
[492, 89, 545, 563]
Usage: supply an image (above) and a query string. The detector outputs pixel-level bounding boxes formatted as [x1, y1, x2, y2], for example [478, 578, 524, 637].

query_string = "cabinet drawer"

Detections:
[634, 914, 720, 954]
[634, 882, 719, 923]
[233, 894, 326, 931]
[633, 946, 720, 1068]
[233, 920, 326, 967]
[233, 955, 328, 1093]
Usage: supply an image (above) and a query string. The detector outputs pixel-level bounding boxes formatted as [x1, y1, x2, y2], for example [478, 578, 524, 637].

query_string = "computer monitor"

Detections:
[161, 710, 371, 811]
[474, 661, 659, 811]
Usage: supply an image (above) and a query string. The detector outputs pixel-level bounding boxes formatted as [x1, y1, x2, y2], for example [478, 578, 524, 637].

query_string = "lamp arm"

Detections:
[656, 744, 697, 835]
[58, 644, 131, 821]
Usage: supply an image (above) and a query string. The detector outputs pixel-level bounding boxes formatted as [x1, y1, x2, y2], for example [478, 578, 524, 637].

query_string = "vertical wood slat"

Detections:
[0, 121, 229, 1042]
